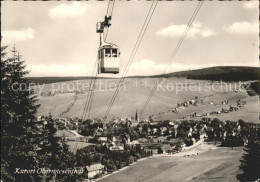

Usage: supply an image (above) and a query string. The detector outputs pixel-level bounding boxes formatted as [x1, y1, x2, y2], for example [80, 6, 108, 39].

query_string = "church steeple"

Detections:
[135, 109, 139, 122]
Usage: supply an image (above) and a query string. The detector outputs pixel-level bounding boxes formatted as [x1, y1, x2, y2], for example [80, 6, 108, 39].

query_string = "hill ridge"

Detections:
[28, 66, 259, 84]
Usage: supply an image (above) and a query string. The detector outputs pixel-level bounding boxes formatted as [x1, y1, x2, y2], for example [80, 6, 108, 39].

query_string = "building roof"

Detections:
[86, 163, 104, 172]
[109, 146, 124, 151]
[130, 119, 139, 127]
[160, 144, 172, 151]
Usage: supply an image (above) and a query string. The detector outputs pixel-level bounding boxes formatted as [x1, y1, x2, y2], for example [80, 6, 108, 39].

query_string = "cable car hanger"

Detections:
[82, 0, 118, 122]
[96, 0, 120, 74]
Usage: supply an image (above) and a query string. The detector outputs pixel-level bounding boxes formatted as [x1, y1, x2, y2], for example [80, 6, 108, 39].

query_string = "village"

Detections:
[37, 99, 259, 181]
[175, 97, 247, 119]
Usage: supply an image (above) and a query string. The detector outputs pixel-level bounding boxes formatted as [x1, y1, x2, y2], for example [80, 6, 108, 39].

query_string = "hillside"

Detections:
[28, 76, 111, 85]
[161, 66, 259, 81]
[28, 66, 259, 84]
[35, 77, 259, 123]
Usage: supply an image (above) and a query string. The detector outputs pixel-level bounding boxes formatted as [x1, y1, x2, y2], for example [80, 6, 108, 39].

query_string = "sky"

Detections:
[1, 1, 259, 77]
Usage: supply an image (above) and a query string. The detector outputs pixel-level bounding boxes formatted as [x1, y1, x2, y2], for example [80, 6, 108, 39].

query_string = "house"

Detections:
[147, 127, 152, 134]
[172, 108, 178, 112]
[98, 137, 108, 143]
[131, 119, 139, 127]
[169, 121, 175, 126]
[174, 124, 179, 129]
[102, 124, 108, 130]
[222, 108, 229, 113]
[216, 111, 221, 114]
[199, 133, 207, 140]
[109, 146, 124, 151]
[126, 120, 132, 127]
[144, 148, 158, 155]
[138, 138, 148, 143]
[142, 119, 149, 123]
[191, 138, 196, 145]
[237, 124, 241, 130]
[188, 131, 192, 138]
[172, 125, 179, 137]
[195, 113, 202, 117]
[95, 130, 103, 137]
[154, 136, 167, 143]
[143, 144, 160, 155]
[85, 163, 106, 179]
[121, 134, 131, 144]
[221, 100, 229, 105]
[203, 113, 210, 116]
[220, 131, 227, 139]
[137, 124, 143, 132]
[37, 115, 43, 121]
[152, 128, 158, 135]
[184, 102, 189, 107]
[175, 140, 186, 151]
[127, 140, 139, 145]
[97, 127, 103, 132]
[189, 100, 196, 105]
[126, 117, 131, 121]
[230, 106, 239, 111]
[112, 136, 118, 142]
[149, 122, 158, 126]
[158, 144, 172, 154]
[160, 127, 168, 134]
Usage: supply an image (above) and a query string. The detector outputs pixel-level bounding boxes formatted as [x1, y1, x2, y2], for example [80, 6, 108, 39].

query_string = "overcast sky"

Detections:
[2, 1, 259, 77]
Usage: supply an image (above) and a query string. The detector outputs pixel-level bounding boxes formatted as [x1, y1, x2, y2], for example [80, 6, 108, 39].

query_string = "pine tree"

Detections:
[1, 45, 41, 181]
[37, 114, 78, 182]
[1, 45, 81, 181]
[237, 131, 260, 181]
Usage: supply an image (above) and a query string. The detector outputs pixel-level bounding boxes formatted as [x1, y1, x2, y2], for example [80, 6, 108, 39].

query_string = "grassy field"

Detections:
[35, 77, 259, 122]
[66, 141, 94, 154]
[199, 96, 259, 123]
[154, 95, 259, 123]
[56, 130, 76, 137]
[37, 92, 75, 117]
[99, 144, 243, 182]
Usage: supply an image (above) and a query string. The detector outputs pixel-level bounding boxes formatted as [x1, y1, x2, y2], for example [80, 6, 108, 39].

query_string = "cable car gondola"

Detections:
[96, 14, 120, 74]
[98, 43, 120, 74]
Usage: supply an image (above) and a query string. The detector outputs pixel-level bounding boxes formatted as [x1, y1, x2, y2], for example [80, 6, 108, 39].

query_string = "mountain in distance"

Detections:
[159, 66, 259, 82]
[27, 76, 114, 85]
[28, 66, 259, 96]
[28, 66, 259, 85]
